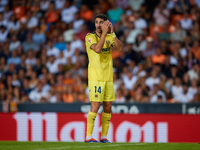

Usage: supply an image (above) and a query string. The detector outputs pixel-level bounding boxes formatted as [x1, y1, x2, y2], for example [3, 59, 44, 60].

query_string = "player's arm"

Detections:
[91, 21, 110, 53]
[109, 22, 123, 52]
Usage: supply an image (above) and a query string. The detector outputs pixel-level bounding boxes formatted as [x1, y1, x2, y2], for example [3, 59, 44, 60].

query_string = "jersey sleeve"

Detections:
[85, 33, 97, 50]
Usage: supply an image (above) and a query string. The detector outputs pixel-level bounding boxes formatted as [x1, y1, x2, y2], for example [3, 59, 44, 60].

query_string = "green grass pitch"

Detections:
[0, 142, 199, 150]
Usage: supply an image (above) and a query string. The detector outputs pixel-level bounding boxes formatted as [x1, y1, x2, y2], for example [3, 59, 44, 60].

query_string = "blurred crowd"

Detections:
[0, 0, 200, 105]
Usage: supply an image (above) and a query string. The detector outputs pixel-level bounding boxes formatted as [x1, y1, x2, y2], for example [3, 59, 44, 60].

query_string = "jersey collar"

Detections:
[93, 31, 100, 38]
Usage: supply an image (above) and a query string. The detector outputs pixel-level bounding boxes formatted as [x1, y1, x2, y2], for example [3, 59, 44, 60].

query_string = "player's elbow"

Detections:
[94, 48, 101, 53]
[92, 45, 101, 53]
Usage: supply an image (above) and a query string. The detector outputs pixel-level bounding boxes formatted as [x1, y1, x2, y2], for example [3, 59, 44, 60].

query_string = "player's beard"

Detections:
[96, 26, 102, 33]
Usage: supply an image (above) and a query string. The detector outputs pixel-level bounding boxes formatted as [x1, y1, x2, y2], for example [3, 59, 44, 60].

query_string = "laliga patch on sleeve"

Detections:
[88, 38, 92, 43]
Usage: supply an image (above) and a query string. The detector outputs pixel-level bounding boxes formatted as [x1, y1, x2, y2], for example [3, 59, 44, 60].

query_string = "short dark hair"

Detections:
[95, 14, 108, 21]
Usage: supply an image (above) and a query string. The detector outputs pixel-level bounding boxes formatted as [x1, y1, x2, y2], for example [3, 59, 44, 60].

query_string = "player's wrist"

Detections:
[102, 32, 107, 36]
[112, 32, 116, 38]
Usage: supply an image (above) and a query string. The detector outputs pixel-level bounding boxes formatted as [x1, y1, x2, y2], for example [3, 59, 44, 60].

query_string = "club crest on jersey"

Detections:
[106, 40, 110, 45]
[95, 94, 98, 98]
[88, 38, 92, 43]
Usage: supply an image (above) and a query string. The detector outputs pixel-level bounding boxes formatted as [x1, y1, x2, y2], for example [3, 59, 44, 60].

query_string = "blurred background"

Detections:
[0, 0, 200, 112]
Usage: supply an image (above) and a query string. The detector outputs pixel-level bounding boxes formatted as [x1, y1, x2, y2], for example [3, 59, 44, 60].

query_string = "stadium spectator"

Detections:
[174, 83, 193, 103]
[142, 38, 156, 57]
[145, 69, 160, 90]
[21, 78, 32, 96]
[170, 21, 186, 42]
[3, 4, 12, 21]
[63, 22, 75, 42]
[180, 12, 193, 30]
[70, 60, 83, 78]
[56, 51, 66, 65]
[25, 11, 38, 29]
[25, 49, 36, 66]
[7, 50, 21, 65]
[116, 0, 129, 10]
[170, 48, 179, 65]
[152, 32, 161, 48]
[188, 78, 198, 96]
[22, 32, 39, 52]
[40, 0, 50, 13]
[46, 85, 57, 103]
[54, 35, 66, 51]
[7, 14, 20, 33]
[0, 57, 7, 77]
[63, 85, 74, 103]
[0, 25, 8, 42]
[46, 40, 60, 58]
[61, 0, 78, 24]
[115, 88, 126, 103]
[32, 27, 46, 46]
[63, 42, 74, 58]
[40, 76, 50, 92]
[171, 76, 183, 98]
[113, 22, 124, 40]
[174, 0, 190, 14]
[73, 12, 84, 33]
[133, 11, 147, 30]
[77, 23, 90, 41]
[79, 4, 93, 22]
[133, 34, 147, 52]
[132, 79, 149, 103]
[0, 12, 7, 26]
[190, 40, 200, 60]
[153, 2, 170, 25]
[191, 84, 200, 103]
[71, 33, 84, 52]
[158, 74, 169, 98]
[71, 48, 81, 64]
[129, 0, 144, 11]
[46, 55, 59, 74]
[29, 82, 48, 103]
[107, 0, 123, 23]
[9, 34, 21, 51]
[151, 47, 166, 64]
[187, 63, 199, 80]
[55, 0, 65, 10]
[125, 21, 143, 44]
[122, 71, 138, 90]
[159, 24, 170, 41]
[29, 71, 38, 89]
[17, 23, 28, 42]
[44, 1, 59, 25]
[149, 84, 166, 103]
[54, 74, 65, 93]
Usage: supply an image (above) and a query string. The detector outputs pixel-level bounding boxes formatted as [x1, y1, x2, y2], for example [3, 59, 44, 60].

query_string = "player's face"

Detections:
[95, 18, 104, 33]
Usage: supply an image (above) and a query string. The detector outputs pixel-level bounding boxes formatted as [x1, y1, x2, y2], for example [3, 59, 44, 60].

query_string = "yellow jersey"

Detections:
[85, 32, 114, 82]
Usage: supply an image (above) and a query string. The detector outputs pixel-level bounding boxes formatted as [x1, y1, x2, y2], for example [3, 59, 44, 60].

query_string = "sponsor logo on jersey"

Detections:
[102, 47, 110, 52]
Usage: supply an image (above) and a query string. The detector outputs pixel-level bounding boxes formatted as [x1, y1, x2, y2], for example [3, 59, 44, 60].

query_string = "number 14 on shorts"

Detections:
[94, 86, 101, 93]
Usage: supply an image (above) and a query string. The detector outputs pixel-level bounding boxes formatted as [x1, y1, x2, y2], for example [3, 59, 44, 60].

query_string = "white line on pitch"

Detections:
[35, 143, 146, 150]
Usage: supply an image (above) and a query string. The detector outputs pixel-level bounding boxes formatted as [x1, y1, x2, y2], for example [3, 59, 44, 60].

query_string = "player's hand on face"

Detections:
[101, 20, 110, 34]
[108, 22, 114, 33]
